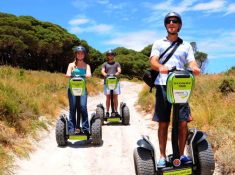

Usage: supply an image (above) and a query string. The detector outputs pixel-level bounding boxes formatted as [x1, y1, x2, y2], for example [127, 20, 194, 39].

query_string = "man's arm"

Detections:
[101, 66, 107, 77]
[188, 60, 200, 75]
[115, 67, 121, 76]
[150, 56, 169, 74]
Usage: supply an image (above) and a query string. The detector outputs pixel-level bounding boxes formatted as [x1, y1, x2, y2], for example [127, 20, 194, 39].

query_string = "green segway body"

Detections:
[69, 134, 88, 141]
[106, 76, 118, 90]
[166, 70, 195, 104]
[69, 76, 86, 96]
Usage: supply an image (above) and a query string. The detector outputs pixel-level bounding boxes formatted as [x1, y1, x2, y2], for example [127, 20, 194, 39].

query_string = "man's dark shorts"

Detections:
[153, 85, 190, 122]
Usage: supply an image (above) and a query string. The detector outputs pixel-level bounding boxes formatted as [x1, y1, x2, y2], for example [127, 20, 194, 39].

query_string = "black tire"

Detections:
[55, 119, 67, 146]
[134, 147, 155, 175]
[96, 107, 104, 125]
[91, 118, 102, 145]
[195, 140, 215, 175]
[122, 106, 130, 125]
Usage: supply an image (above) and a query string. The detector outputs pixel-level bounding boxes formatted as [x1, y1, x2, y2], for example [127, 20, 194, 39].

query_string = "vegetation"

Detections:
[0, 66, 102, 174]
[93, 47, 150, 79]
[0, 12, 208, 81]
[1, 11, 233, 174]
[138, 67, 235, 173]
[0, 12, 103, 73]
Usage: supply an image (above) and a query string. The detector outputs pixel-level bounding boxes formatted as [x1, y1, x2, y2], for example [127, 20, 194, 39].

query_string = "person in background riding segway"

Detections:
[149, 12, 200, 167]
[101, 49, 121, 118]
[66, 45, 91, 135]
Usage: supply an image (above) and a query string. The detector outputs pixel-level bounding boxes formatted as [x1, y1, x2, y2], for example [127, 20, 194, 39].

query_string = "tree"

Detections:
[0, 12, 102, 73]
[190, 42, 208, 73]
[141, 44, 152, 57]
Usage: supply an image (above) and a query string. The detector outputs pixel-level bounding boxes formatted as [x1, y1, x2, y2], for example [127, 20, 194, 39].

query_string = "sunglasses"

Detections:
[166, 19, 179, 24]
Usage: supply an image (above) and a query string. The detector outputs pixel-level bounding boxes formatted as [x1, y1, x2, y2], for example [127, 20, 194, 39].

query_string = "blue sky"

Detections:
[0, 0, 235, 73]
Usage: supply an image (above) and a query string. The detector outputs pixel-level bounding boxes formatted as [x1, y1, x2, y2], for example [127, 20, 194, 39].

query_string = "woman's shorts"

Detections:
[104, 82, 121, 95]
[152, 85, 190, 122]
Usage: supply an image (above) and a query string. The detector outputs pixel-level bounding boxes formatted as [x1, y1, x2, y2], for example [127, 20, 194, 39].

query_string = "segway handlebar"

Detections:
[106, 74, 115, 77]
[71, 75, 86, 78]
[168, 66, 194, 74]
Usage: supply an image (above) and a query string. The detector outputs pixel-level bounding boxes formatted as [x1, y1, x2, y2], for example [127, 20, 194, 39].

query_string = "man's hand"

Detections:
[189, 60, 200, 75]
[115, 72, 120, 76]
[191, 67, 200, 75]
[159, 65, 169, 74]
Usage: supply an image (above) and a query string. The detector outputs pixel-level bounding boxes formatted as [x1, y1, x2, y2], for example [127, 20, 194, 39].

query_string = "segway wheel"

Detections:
[96, 106, 104, 125]
[91, 118, 102, 145]
[195, 140, 215, 175]
[55, 119, 67, 146]
[122, 106, 130, 125]
[134, 147, 155, 175]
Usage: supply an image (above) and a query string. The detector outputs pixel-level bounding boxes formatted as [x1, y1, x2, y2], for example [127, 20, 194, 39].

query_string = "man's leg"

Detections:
[154, 85, 171, 167]
[106, 94, 111, 118]
[106, 94, 111, 112]
[179, 121, 188, 156]
[158, 122, 170, 158]
[113, 94, 118, 112]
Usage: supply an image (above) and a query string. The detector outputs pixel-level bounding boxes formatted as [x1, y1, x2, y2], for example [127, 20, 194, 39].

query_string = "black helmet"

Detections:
[73, 45, 86, 54]
[106, 49, 116, 56]
[164, 12, 182, 31]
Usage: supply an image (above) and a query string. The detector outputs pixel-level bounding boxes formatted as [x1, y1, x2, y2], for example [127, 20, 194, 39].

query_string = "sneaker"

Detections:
[157, 158, 166, 168]
[83, 130, 90, 135]
[115, 112, 120, 117]
[180, 155, 192, 163]
[68, 129, 74, 135]
[106, 112, 109, 118]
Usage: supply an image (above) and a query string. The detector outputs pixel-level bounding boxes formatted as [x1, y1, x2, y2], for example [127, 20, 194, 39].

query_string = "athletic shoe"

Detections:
[115, 112, 121, 117]
[68, 129, 74, 135]
[180, 155, 192, 163]
[157, 158, 166, 168]
[106, 112, 109, 118]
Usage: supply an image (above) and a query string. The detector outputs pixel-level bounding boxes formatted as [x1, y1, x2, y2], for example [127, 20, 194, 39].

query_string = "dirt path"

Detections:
[14, 81, 221, 175]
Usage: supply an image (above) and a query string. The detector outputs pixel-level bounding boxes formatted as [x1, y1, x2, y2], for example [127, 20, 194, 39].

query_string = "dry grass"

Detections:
[137, 84, 156, 113]
[0, 66, 102, 174]
[137, 68, 235, 173]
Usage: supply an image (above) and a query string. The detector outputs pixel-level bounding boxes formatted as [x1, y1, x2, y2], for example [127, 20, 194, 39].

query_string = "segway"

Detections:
[96, 75, 130, 125]
[134, 68, 215, 175]
[55, 75, 102, 146]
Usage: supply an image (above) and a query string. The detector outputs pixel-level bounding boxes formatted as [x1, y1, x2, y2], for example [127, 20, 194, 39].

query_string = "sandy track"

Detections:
[14, 81, 221, 175]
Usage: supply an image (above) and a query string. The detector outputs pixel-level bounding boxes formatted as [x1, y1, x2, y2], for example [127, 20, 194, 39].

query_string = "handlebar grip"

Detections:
[168, 66, 177, 73]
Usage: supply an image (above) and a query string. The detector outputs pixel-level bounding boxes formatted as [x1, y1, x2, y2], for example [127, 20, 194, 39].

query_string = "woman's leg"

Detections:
[80, 92, 89, 133]
[68, 88, 76, 132]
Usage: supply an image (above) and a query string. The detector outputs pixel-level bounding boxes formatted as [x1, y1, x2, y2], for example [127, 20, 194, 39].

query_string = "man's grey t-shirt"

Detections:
[102, 62, 121, 75]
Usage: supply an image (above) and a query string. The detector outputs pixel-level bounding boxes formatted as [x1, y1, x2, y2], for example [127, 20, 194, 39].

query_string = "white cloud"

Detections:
[69, 23, 113, 34]
[231, 31, 235, 39]
[68, 18, 89, 25]
[68, 15, 113, 34]
[89, 24, 113, 33]
[197, 30, 235, 60]
[192, 0, 225, 12]
[104, 31, 159, 51]
[71, 0, 92, 10]
[144, 0, 198, 23]
[70, 26, 84, 34]
[225, 3, 235, 15]
[97, 0, 109, 5]
[145, 0, 235, 23]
